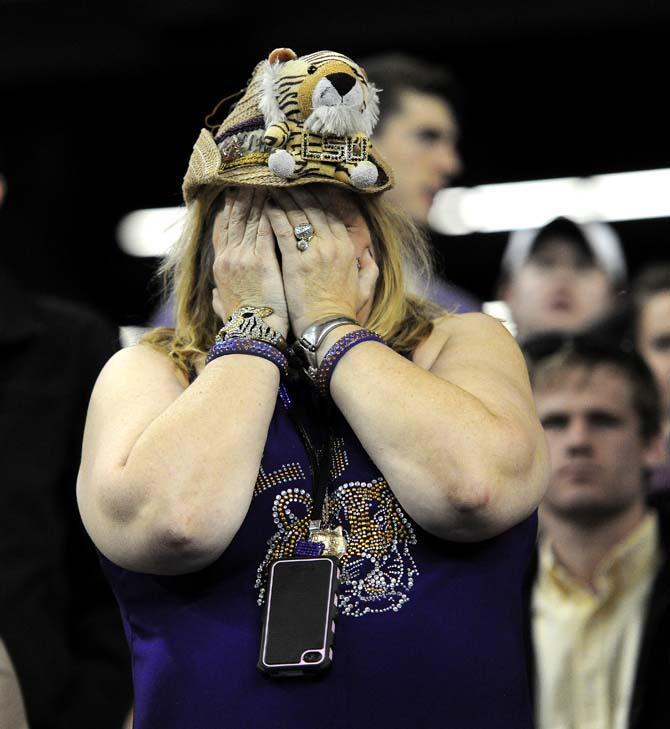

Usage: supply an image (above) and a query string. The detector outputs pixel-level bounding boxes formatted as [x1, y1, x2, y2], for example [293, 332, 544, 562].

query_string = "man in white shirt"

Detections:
[522, 332, 670, 729]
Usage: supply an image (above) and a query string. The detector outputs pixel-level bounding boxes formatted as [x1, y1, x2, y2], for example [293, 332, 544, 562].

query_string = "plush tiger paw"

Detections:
[262, 121, 290, 149]
[350, 161, 379, 189]
[268, 149, 296, 178]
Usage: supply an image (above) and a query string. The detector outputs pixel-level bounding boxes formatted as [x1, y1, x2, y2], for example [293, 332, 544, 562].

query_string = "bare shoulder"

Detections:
[413, 312, 521, 371]
[80, 343, 189, 477]
[91, 343, 188, 409]
[436, 311, 513, 336]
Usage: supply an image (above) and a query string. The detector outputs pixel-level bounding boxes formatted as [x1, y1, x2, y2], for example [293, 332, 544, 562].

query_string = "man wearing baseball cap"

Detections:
[498, 216, 627, 342]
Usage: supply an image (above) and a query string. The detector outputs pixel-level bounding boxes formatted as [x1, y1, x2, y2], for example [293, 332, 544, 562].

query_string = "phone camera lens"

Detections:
[303, 651, 321, 663]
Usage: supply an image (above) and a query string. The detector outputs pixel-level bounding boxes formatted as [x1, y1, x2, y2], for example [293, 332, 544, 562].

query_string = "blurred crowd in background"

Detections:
[1, 10, 670, 728]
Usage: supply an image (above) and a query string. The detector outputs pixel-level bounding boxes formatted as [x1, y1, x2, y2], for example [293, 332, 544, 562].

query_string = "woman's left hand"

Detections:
[265, 187, 378, 336]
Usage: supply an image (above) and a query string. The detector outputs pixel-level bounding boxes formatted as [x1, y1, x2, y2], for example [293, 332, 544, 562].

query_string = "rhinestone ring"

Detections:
[294, 223, 314, 251]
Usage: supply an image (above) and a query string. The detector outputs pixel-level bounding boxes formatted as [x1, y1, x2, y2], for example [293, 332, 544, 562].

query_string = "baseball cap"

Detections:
[501, 216, 627, 286]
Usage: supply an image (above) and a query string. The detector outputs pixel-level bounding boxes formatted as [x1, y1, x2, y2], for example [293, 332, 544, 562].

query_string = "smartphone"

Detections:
[258, 556, 339, 677]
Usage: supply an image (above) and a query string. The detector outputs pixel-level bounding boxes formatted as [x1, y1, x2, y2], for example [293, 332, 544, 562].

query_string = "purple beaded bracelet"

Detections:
[206, 337, 289, 377]
[316, 328, 385, 397]
[295, 539, 325, 558]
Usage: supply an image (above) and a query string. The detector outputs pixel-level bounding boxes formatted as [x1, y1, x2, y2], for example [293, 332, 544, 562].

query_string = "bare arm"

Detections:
[77, 344, 281, 574]
[0, 639, 29, 729]
[318, 313, 550, 541]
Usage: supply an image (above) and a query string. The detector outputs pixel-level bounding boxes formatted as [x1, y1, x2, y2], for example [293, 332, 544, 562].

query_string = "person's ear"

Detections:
[643, 433, 667, 467]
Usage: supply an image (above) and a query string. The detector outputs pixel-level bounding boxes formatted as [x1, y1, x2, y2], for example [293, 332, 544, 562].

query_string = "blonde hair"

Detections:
[142, 185, 446, 378]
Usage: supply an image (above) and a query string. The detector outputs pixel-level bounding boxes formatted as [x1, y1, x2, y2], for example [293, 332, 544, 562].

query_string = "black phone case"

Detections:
[258, 556, 339, 677]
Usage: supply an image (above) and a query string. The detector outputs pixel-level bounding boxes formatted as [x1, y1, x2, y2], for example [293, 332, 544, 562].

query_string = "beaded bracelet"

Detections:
[295, 539, 325, 558]
[315, 328, 385, 397]
[206, 337, 289, 377]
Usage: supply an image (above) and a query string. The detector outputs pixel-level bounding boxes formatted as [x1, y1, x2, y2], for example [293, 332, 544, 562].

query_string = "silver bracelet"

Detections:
[290, 316, 358, 380]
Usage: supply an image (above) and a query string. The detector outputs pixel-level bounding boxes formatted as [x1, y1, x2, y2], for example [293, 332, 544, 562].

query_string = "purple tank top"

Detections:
[100, 379, 537, 729]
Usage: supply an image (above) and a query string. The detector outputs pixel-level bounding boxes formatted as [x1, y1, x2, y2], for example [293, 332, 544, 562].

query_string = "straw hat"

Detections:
[182, 48, 394, 203]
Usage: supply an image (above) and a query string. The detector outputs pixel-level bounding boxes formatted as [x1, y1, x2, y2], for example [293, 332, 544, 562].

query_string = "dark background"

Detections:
[1, 0, 668, 324]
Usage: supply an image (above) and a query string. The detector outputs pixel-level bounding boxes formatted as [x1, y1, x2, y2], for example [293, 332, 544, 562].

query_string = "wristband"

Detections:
[206, 338, 289, 377]
[315, 328, 385, 397]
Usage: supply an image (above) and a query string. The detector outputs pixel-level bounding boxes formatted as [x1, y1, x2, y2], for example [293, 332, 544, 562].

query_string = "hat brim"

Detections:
[182, 129, 394, 204]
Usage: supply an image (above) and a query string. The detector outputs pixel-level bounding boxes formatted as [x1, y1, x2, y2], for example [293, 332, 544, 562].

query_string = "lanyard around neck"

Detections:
[286, 393, 334, 528]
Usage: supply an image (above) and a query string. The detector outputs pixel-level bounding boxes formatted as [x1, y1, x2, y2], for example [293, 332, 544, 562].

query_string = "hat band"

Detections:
[216, 131, 371, 175]
[218, 152, 270, 173]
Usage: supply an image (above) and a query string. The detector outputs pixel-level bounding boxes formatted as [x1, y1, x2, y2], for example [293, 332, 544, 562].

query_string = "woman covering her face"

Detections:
[77, 48, 549, 729]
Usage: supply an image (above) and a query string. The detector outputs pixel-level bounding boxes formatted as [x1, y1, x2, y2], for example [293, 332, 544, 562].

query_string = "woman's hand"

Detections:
[265, 186, 379, 336]
[212, 187, 289, 336]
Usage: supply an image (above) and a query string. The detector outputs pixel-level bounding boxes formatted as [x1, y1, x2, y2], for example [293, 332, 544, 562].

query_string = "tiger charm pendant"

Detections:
[310, 526, 348, 559]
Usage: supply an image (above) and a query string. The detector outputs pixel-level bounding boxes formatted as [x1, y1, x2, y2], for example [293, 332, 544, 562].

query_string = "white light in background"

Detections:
[481, 300, 516, 336]
[116, 207, 185, 257]
[428, 167, 670, 235]
[119, 326, 150, 348]
[117, 167, 670, 256]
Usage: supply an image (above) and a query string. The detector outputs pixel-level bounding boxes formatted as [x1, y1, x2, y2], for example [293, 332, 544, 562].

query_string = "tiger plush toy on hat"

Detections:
[259, 48, 381, 189]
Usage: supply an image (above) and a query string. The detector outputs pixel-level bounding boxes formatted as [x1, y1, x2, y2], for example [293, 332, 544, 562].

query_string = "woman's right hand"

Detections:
[211, 186, 289, 336]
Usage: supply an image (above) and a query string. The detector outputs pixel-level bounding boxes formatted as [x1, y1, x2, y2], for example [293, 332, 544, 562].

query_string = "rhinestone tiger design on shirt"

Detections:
[327, 478, 419, 616]
[254, 470, 419, 616]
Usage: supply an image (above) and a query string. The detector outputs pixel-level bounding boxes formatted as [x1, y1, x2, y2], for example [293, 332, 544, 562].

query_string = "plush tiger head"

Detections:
[259, 48, 380, 137]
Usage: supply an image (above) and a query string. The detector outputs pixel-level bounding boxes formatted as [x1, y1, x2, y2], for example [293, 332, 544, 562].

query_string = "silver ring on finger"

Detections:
[294, 223, 314, 251]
